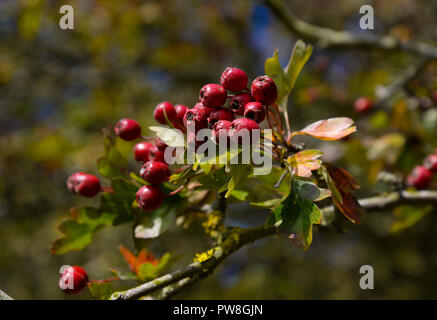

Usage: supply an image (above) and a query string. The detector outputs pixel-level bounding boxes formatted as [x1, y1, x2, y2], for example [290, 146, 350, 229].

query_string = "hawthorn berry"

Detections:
[59, 265, 89, 295]
[183, 105, 211, 130]
[407, 165, 433, 190]
[354, 97, 373, 113]
[153, 101, 177, 125]
[199, 84, 227, 108]
[207, 107, 235, 128]
[140, 161, 171, 185]
[148, 145, 165, 163]
[251, 76, 278, 105]
[115, 119, 141, 141]
[424, 154, 437, 173]
[67, 172, 101, 197]
[136, 185, 164, 212]
[244, 102, 266, 123]
[133, 142, 154, 162]
[174, 104, 189, 127]
[156, 138, 168, 152]
[230, 92, 253, 116]
[212, 120, 232, 144]
[220, 67, 248, 92]
[229, 118, 260, 145]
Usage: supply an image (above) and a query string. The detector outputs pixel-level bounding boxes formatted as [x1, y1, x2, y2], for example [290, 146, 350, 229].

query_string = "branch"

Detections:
[110, 226, 276, 300]
[110, 189, 437, 300]
[264, 0, 437, 59]
[0, 289, 13, 300]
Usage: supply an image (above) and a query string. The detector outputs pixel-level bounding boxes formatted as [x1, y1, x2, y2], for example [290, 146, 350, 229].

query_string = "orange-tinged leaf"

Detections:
[288, 149, 323, 178]
[134, 249, 159, 275]
[119, 245, 136, 273]
[291, 117, 356, 141]
[323, 163, 364, 224]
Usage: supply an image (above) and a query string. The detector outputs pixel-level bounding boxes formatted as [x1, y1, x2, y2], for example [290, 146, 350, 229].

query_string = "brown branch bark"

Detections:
[264, 0, 437, 59]
[110, 189, 437, 300]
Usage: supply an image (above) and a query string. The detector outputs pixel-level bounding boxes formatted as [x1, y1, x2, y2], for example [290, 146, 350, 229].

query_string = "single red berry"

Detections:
[424, 154, 437, 173]
[140, 161, 171, 185]
[183, 104, 211, 130]
[251, 76, 278, 105]
[136, 185, 165, 212]
[133, 142, 154, 162]
[354, 97, 373, 113]
[174, 104, 189, 127]
[199, 84, 227, 108]
[406, 165, 433, 190]
[229, 118, 260, 145]
[244, 102, 266, 123]
[59, 265, 89, 295]
[207, 107, 235, 128]
[220, 67, 248, 92]
[156, 138, 168, 152]
[67, 172, 101, 197]
[153, 101, 177, 125]
[148, 145, 165, 163]
[212, 120, 232, 144]
[115, 119, 141, 141]
[230, 92, 253, 116]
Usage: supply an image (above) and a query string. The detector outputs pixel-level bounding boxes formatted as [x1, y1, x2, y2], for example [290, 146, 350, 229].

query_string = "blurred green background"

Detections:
[1, 0, 437, 299]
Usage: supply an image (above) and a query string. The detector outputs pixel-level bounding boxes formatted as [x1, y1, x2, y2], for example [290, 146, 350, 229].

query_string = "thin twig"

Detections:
[264, 0, 437, 59]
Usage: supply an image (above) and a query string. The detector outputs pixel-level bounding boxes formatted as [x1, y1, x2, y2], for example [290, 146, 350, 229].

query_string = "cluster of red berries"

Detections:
[152, 68, 278, 146]
[354, 97, 373, 113]
[59, 265, 89, 295]
[406, 153, 437, 189]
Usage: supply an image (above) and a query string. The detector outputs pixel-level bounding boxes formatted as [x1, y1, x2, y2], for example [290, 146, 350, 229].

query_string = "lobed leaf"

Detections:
[287, 149, 323, 178]
[291, 117, 356, 141]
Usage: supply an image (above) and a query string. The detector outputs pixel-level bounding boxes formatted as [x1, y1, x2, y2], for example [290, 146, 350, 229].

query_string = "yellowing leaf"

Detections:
[287, 149, 323, 178]
[291, 117, 356, 141]
[149, 126, 185, 147]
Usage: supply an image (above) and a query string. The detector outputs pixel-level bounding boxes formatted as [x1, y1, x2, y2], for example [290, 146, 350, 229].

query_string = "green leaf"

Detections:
[225, 164, 252, 198]
[97, 130, 127, 179]
[265, 49, 291, 105]
[87, 281, 115, 300]
[137, 253, 176, 282]
[284, 40, 313, 94]
[109, 269, 137, 281]
[134, 196, 181, 239]
[198, 167, 231, 191]
[293, 178, 331, 202]
[50, 207, 115, 254]
[389, 205, 433, 233]
[266, 181, 322, 251]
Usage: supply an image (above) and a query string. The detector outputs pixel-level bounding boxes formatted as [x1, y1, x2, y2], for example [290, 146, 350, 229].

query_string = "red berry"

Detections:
[156, 138, 168, 152]
[424, 154, 437, 173]
[140, 161, 171, 185]
[354, 97, 373, 113]
[212, 120, 232, 144]
[199, 84, 227, 108]
[230, 93, 253, 116]
[133, 142, 154, 162]
[207, 107, 235, 128]
[220, 67, 248, 92]
[153, 101, 177, 125]
[136, 185, 164, 212]
[149, 145, 165, 163]
[244, 102, 266, 123]
[407, 165, 433, 190]
[59, 265, 89, 295]
[174, 104, 189, 126]
[115, 119, 141, 141]
[67, 172, 101, 197]
[229, 118, 260, 145]
[251, 76, 278, 105]
[183, 104, 211, 130]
